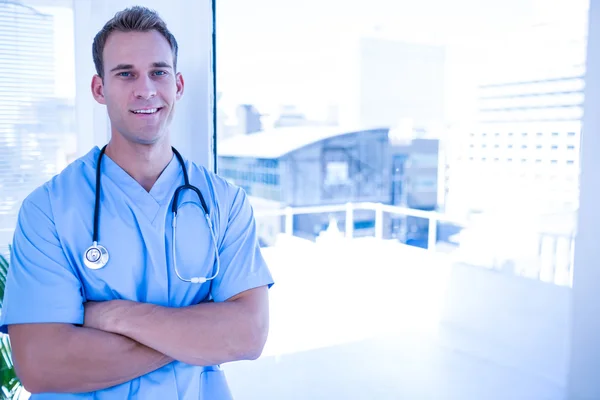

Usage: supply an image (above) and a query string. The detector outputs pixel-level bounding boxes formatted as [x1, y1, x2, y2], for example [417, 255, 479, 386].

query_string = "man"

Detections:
[0, 6, 273, 399]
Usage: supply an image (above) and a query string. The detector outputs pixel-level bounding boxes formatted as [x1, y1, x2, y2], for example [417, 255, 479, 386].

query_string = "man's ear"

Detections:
[175, 72, 185, 100]
[91, 75, 106, 105]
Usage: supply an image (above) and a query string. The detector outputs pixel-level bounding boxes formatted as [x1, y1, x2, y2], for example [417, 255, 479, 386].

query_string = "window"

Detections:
[217, 0, 590, 397]
[0, 1, 76, 255]
[410, 153, 439, 168]
[324, 161, 349, 186]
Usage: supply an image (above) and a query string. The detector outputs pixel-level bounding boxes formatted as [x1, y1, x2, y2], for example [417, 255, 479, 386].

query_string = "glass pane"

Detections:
[0, 2, 77, 256]
[217, 0, 589, 398]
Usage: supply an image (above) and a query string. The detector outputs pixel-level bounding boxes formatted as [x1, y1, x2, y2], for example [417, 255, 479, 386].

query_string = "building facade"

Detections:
[218, 126, 439, 245]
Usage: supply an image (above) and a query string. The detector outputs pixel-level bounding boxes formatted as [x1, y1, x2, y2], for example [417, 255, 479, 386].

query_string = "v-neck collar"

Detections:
[88, 146, 182, 223]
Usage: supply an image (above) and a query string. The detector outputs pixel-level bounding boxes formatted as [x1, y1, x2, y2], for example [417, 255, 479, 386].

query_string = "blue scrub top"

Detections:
[0, 147, 274, 399]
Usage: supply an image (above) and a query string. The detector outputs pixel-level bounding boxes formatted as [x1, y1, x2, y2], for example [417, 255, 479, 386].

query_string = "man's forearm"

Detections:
[9, 323, 173, 394]
[97, 287, 269, 366]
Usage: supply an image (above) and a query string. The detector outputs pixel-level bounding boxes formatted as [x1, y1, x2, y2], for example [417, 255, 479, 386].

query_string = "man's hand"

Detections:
[84, 300, 125, 332]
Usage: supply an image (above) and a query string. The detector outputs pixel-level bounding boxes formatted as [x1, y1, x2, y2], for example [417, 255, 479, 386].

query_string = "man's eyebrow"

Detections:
[152, 61, 173, 69]
[109, 62, 172, 73]
[110, 64, 134, 72]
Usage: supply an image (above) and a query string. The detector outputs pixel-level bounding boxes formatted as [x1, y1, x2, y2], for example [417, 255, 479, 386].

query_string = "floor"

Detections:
[222, 237, 569, 399]
[224, 327, 565, 400]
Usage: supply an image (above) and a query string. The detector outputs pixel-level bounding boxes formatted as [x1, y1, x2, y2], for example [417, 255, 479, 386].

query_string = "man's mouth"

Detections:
[130, 107, 162, 115]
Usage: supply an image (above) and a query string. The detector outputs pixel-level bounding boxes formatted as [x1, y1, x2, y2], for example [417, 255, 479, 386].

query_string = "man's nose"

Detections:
[133, 75, 157, 100]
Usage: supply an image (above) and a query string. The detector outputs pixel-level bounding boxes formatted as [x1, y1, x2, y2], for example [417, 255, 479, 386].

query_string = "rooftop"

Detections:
[217, 125, 388, 159]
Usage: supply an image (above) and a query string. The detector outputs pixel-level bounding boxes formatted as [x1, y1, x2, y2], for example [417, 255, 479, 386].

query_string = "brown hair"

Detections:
[92, 6, 179, 79]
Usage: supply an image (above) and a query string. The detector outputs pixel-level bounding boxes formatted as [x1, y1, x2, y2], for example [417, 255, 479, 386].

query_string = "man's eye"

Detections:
[117, 72, 132, 77]
[153, 70, 167, 76]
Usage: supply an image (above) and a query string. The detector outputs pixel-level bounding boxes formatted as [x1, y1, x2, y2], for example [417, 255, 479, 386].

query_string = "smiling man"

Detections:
[0, 6, 273, 399]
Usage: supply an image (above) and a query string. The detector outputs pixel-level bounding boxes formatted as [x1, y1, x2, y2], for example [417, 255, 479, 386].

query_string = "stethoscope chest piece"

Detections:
[84, 242, 109, 270]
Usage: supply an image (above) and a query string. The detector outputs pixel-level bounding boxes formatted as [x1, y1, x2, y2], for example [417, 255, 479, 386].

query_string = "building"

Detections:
[477, 75, 585, 124]
[443, 10, 587, 220]
[236, 104, 262, 135]
[218, 126, 439, 245]
[0, 1, 59, 253]
[339, 36, 446, 132]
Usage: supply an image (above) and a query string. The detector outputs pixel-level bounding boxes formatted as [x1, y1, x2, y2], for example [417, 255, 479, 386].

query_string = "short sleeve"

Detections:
[0, 187, 84, 333]
[210, 186, 274, 303]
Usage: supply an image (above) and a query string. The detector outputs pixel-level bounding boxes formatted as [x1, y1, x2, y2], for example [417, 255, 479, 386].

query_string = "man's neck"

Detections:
[104, 136, 173, 193]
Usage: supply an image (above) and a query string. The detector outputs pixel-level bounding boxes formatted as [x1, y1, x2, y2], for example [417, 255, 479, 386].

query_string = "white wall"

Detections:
[567, 0, 600, 399]
[72, 0, 214, 169]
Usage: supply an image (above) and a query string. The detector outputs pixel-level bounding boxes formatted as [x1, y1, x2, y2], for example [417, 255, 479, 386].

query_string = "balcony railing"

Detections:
[254, 202, 575, 287]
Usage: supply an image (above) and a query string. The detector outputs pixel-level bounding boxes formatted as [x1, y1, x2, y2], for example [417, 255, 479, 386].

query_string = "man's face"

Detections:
[91, 30, 184, 145]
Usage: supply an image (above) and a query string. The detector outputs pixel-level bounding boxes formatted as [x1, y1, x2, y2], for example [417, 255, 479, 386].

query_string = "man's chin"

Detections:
[118, 130, 167, 146]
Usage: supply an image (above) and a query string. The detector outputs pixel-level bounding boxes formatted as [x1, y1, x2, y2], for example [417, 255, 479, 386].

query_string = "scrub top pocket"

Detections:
[199, 369, 234, 400]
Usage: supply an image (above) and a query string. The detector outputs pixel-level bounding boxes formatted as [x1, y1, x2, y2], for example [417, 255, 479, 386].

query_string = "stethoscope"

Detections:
[83, 145, 220, 284]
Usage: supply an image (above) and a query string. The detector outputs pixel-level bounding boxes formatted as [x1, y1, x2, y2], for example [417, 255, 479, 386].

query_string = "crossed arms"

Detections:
[8, 286, 269, 394]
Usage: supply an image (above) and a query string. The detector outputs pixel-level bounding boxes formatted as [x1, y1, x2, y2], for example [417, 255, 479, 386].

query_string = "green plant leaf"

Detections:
[0, 247, 22, 399]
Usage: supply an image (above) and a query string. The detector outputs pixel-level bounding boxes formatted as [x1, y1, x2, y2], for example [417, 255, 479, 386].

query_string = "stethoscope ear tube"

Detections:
[83, 146, 217, 284]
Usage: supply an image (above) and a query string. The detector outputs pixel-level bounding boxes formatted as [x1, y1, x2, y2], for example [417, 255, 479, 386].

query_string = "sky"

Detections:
[215, 0, 589, 120]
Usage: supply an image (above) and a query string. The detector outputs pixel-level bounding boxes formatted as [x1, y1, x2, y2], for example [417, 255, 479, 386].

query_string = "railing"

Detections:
[254, 202, 576, 286]
[255, 202, 467, 251]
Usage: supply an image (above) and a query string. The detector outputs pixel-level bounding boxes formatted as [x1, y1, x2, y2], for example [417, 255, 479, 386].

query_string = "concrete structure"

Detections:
[218, 126, 439, 244]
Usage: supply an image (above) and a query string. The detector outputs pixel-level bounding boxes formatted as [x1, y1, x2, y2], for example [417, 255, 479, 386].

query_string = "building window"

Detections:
[324, 162, 350, 186]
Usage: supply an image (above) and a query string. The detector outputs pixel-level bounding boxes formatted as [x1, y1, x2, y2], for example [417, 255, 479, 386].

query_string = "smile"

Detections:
[131, 108, 162, 114]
